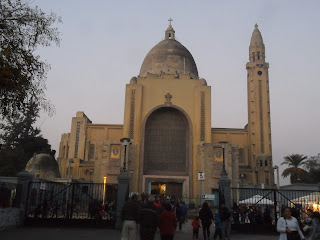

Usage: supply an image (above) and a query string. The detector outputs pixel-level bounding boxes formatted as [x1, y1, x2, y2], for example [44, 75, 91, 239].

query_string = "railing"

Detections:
[25, 181, 118, 226]
[231, 187, 320, 225]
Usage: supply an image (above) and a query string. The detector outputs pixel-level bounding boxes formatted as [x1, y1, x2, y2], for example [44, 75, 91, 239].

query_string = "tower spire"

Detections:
[246, 24, 273, 187]
[249, 24, 265, 62]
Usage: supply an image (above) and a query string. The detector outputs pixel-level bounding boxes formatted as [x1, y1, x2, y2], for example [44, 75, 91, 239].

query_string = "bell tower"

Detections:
[246, 24, 274, 187]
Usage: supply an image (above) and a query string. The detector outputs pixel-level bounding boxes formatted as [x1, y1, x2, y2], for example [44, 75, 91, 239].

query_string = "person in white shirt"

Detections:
[277, 207, 305, 240]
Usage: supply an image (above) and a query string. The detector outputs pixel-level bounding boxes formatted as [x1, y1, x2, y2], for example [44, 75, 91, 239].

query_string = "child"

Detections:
[213, 210, 222, 240]
[192, 215, 201, 239]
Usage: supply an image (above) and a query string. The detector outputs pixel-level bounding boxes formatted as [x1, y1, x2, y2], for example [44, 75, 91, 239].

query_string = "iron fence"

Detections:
[25, 181, 117, 227]
[231, 187, 320, 226]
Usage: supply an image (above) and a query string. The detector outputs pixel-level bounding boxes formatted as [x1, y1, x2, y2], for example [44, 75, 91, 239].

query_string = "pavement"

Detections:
[0, 223, 279, 240]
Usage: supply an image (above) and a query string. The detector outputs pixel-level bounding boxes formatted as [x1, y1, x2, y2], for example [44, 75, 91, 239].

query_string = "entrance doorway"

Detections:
[151, 182, 182, 198]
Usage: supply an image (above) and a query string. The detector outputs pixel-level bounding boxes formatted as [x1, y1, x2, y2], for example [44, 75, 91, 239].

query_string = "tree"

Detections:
[303, 154, 320, 183]
[0, 0, 61, 117]
[0, 99, 55, 176]
[281, 154, 308, 184]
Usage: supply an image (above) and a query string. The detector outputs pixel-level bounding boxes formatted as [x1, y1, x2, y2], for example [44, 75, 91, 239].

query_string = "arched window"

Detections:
[144, 107, 189, 175]
[89, 144, 95, 160]
[239, 148, 244, 164]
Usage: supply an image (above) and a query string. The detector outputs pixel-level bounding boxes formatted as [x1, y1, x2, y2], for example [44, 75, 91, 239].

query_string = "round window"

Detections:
[258, 71, 262, 76]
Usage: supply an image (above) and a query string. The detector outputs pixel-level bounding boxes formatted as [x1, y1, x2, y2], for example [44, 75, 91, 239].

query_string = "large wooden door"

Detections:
[166, 183, 182, 198]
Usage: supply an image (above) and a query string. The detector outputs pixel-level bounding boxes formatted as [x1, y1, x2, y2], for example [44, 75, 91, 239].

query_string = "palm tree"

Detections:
[281, 154, 308, 183]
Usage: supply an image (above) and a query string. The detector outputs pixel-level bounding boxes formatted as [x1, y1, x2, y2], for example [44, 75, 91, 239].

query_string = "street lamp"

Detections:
[103, 177, 107, 205]
[120, 138, 131, 173]
[273, 165, 280, 189]
[218, 141, 229, 177]
[130, 170, 133, 195]
[66, 159, 74, 212]
[89, 169, 93, 182]
[67, 159, 74, 183]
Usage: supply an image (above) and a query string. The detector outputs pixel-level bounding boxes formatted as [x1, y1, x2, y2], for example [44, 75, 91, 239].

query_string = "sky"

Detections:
[32, 0, 320, 186]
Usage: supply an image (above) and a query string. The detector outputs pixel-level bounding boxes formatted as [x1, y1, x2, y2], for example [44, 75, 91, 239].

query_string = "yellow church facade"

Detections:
[57, 23, 274, 197]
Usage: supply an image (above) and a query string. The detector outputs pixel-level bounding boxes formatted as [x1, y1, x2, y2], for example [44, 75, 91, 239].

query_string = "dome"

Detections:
[25, 153, 61, 180]
[139, 24, 199, 79]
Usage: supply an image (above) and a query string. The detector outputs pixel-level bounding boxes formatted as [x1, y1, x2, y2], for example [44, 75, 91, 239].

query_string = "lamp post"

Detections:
[130, 170, 133, 195]
[218, 141, 229, 177]
[66, 159, 74, 212]
[103, 177, 107, 205]
[120, 138, 131, 173]
[89, 169, 93, 182]
[273, 165, 280, 189]
[67, 159, 74, 183]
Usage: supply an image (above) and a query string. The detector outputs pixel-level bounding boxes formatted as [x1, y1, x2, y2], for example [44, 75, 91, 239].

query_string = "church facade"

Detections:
[57, 23, 274, 197]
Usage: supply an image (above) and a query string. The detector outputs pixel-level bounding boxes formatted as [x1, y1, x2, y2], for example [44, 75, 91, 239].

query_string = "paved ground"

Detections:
[1, 223, 279, 240]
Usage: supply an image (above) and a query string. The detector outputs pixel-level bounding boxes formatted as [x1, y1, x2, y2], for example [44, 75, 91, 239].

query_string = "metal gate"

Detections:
[230, 187, 320, 233]
[25, 181, 117, 227]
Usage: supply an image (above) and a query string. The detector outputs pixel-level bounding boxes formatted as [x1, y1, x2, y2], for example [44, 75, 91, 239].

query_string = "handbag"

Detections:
[287, 231, 300, 240]
[285, 219, 301, 240]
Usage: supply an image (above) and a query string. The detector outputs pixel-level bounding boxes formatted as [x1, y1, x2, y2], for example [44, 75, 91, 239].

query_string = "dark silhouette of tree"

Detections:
[303, 154, 320, 183]
[281, 154, 308, 183]
[0, 0, 61, 117]
[0, 100, 55, 176]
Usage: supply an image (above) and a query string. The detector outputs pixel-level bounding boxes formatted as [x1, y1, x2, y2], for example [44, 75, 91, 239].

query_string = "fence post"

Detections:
[16, 171, 34, 224]
[115, 173, 130, 230]
[273, 189, 278, 224]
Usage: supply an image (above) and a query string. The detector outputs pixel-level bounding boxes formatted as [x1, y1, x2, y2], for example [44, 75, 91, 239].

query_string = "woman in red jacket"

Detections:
[159, 202, 177, 240]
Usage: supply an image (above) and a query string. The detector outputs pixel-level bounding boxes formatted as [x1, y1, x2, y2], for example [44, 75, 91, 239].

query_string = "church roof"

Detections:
[139, 22, 199, 79]
[250, 24, 264, 47]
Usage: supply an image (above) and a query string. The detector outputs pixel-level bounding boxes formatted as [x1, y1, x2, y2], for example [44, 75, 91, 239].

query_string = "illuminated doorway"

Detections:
[150, 182, 182, 198]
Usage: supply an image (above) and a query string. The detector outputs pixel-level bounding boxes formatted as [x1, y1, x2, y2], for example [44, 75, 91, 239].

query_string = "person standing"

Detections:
[213, 209, 222, 240]
[159, 203, 177, 240]
[309, 212, 320, 240]
[277, 207, 305, 240]
[174, 202, 184, 232]
[220, 203, 231, 240]
[191, 215, 201, 239]
[140, 196, 159, 240]
[121, 194, 140, 240]
[51, 201, 59, 219]
[199, 202, 213, 240]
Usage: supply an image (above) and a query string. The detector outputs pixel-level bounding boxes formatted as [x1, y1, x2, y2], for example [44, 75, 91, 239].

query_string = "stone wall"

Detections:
[0, 208, 21, 230]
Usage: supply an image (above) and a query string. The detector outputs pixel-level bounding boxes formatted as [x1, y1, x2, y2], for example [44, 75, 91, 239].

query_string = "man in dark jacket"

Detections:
[219, 203, 231, 240]
[121, 194, 140, 240]
[139, 195, 159, 240]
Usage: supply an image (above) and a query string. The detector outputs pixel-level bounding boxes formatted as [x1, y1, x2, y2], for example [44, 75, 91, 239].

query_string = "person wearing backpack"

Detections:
[219, 203, 231, 240]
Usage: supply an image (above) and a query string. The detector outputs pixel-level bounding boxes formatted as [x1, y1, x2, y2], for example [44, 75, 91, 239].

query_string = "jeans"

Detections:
[213, 228, 222, 240]
[121, 220, 137, 240]
[160, 235, 174, 240]
[202, 225, 211, 240]
[221, 221, 231, 240]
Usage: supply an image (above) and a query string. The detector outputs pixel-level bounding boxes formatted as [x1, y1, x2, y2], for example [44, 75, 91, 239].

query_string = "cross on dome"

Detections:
[168, 18, 173, 26]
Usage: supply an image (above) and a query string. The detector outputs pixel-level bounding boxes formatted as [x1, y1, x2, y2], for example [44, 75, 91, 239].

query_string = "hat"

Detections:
[148, 195, 155, 202]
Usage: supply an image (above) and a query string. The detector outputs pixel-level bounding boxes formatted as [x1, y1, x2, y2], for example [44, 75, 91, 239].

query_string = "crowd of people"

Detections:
[231, 204, 272, 225]
[121, 193, 232, 240]
[276, 207, 320, 240]
[121, 194, 189, 240]
[31, 198, 116, 222]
